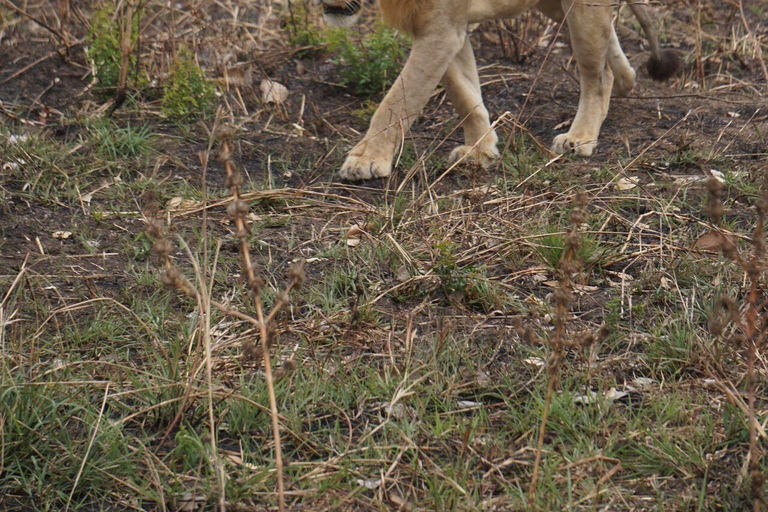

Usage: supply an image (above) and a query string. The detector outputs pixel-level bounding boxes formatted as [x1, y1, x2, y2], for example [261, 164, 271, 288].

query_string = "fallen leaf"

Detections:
[347, 224, 363, 237]
[260, 79, 289, 104]
[709, 169, 725, 183]
[630, 377, 655, 389]
[672, 175, 705, 185]
[223, 64, 253, 87]
[457, 400, 483, 410]
[357, 478, 382, 490]
[573, 391, 598, 405]
[7, 134, 28, 145]
[386, 402, 407, 419]
[616, 176, 640, 191]
[693, 231, 737, 254]
[604, 388, 629, 402]
[176, 493, 206, 511]
[573, 284, 599, 294]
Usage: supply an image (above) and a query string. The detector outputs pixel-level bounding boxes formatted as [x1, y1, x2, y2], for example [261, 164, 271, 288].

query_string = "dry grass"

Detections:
[1, 0, 768, 511]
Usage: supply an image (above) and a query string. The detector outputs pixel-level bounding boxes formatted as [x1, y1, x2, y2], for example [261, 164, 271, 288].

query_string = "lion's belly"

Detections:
[466, 0, 541, 24]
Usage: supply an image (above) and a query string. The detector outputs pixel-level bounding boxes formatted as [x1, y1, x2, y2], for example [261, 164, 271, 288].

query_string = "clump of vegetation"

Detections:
[87, 5, 142, 93]
[536, 229, 605, 271]
[88, 119, 153, 160]
[326, 25, 406, 96]
[434, 241, 505, 311]
[161, 47, 217, 118]
[285, 0, 324, 49]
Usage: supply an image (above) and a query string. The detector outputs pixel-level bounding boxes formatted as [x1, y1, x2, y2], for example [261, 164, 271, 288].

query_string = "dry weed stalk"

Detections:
[108, 0, 138, 116]
[219, 126, 305, 512]
[706, 176, 767, 510]
[527, 190, 607, 506]
[143, 129, 306, 512]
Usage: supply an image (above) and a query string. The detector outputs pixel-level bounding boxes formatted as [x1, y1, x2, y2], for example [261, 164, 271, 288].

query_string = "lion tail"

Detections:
[627, 2, 683, 81]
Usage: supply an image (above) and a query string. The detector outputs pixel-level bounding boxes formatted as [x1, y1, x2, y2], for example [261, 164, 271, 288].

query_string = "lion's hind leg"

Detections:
[442, 37, 500, 167]
[552, 0, 614, 157]
[607, 25, 636, 97]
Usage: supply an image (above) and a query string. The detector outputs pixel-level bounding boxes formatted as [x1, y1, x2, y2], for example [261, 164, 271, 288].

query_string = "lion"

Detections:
[320, 0, 681, 181]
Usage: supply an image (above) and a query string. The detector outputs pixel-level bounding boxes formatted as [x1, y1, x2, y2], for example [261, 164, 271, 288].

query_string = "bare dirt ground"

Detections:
[1, 0, 767, 510]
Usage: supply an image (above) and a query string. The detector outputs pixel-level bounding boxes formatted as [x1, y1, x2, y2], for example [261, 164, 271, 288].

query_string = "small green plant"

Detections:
[87, 5, 142, 93]
[161, 47, 217, 119]
[535, 229, 606, 271]
[88, 119, 154, 160]
[434, 241, 504, 311]
[326, 25, 406, 96]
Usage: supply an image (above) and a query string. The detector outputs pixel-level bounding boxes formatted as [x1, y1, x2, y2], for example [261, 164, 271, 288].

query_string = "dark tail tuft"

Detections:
[647, 49, 683, 81]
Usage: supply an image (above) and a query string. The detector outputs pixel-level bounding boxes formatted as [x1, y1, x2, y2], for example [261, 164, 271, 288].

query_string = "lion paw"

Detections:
[613, 68, 636, 97]
[339, 155, 392, 181]
[448, 143, 500, 167]
[552, 134, 597, 157]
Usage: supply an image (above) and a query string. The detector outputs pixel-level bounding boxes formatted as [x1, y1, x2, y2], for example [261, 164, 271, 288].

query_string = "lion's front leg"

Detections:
[442, 37, 500, 167]
[552, 0, 614, 157]
[339, 27, 468, 181]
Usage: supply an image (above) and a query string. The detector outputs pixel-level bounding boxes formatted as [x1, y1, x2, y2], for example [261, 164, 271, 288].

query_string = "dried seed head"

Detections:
[573, 190, 588, 209]
[288, 261, 306, 289]
[553, 287, 573, 308]
[217, 126, 235, 142]
[559, 258, 581, 276]
[750, 470, 765, 503]
[717, 295, 739, 323]
[721, 235, 739, 261]
[569, 209, 587, 226]
[705, 176, 723, 197]
[265, 324, 278, 348]
[276, 291, 290, 307]
[751, 219, 765, 261]
[153, 238, 173, 259]
[730, 333, 747, 347]
[547, 351, 563, 376]
[142, 190, 160, 216]
[514, 318, 543, 345]
[218, 146, 233, 163]
[145, 218, 164, 238]
[242, 340, 263, 361]
[708, 315, 726, 337]
[227, 200, 249, 219]
[161, 267, 183, 287]
[249, 274, 265, 295]
[224, 170, 243, 189]
[705, 177, 724, 226]
[574, 331, 595, 349]
[274, 359, 297, 381]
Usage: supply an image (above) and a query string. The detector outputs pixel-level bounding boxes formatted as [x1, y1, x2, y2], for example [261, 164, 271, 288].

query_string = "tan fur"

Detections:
[379, 0, 434, 36]
[318, 0, 674, 181]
